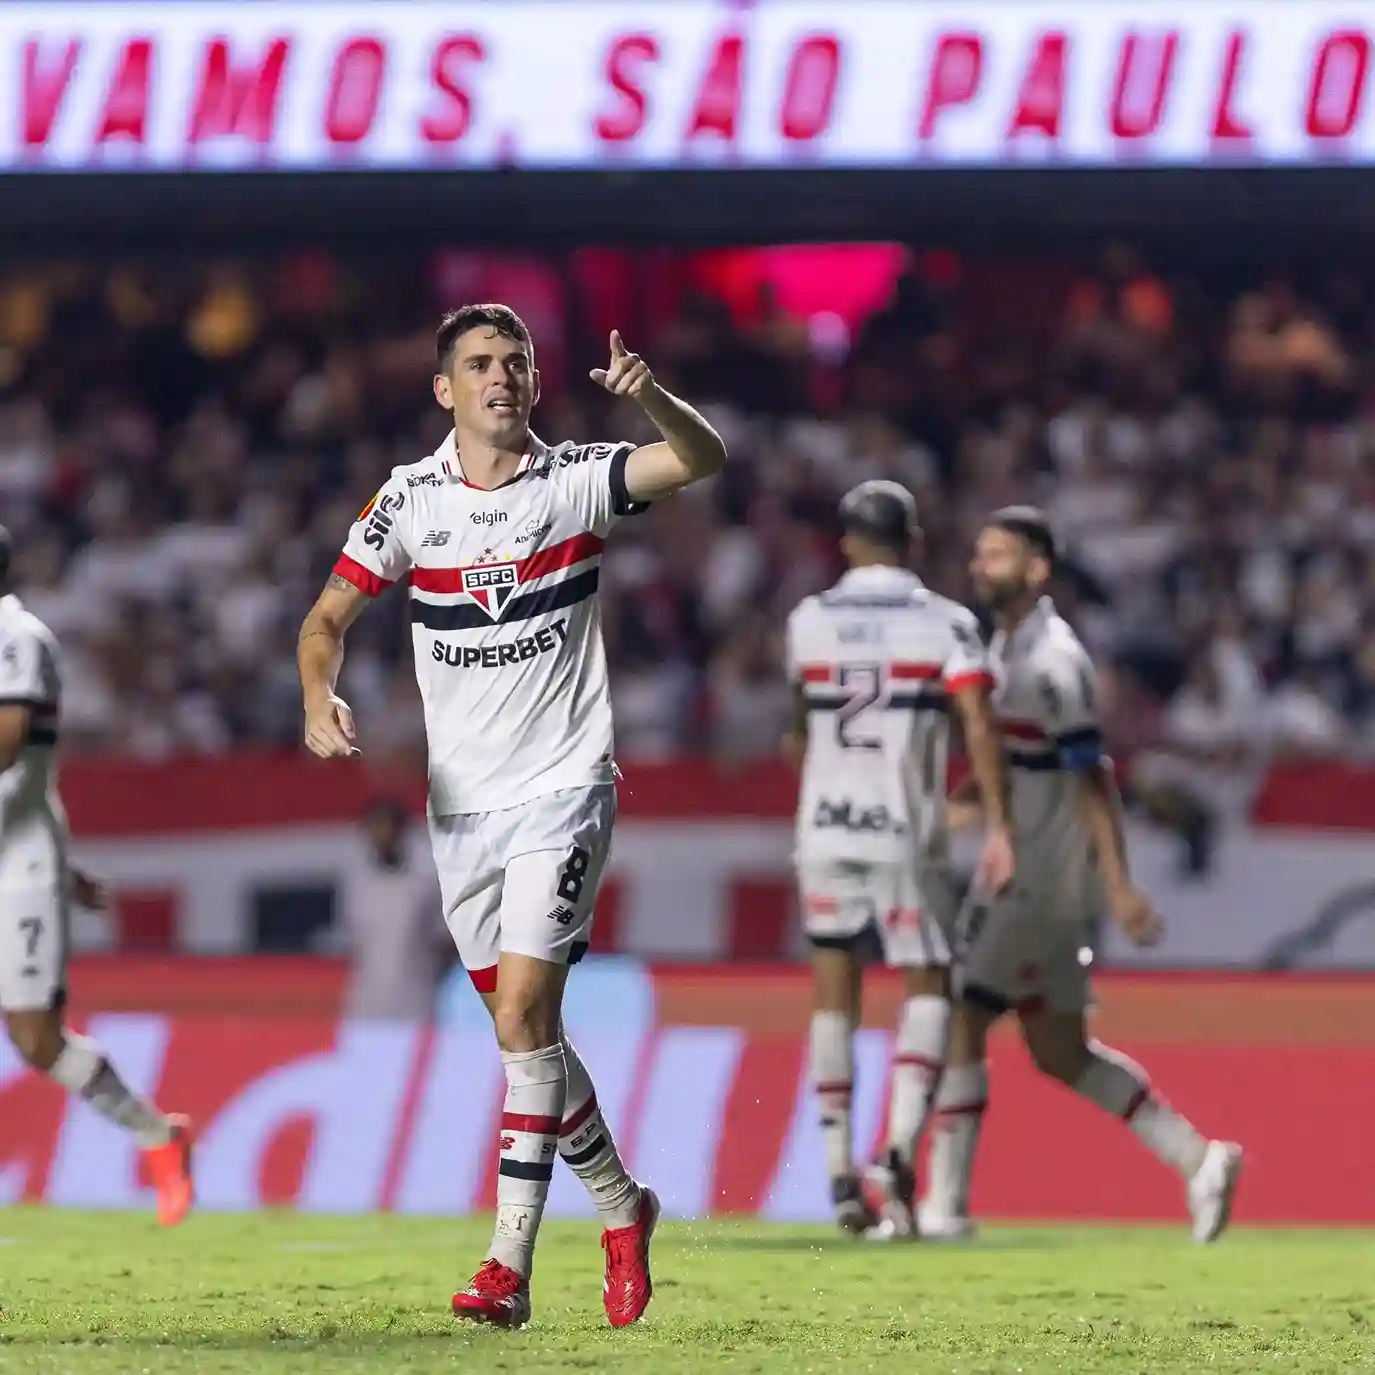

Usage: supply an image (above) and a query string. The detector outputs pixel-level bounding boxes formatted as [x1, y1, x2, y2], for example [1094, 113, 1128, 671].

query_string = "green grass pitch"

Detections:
[0, 1210, 1370, 1372]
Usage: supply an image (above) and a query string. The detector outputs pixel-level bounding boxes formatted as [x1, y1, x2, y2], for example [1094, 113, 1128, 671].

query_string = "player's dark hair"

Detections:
[987, 505, 1057, 563]
[838, 480, 918, 554]
[0, 524, 11, 587]
[436, 304, 532, 374]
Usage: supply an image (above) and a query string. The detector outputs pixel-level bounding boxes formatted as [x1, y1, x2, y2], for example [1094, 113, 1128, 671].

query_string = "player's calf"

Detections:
[868, 968, 951, 1238]
[559, 1035, 657, 1326]
[6, 1009, 194, 1225]
[1027, 1020, 1244, 1242]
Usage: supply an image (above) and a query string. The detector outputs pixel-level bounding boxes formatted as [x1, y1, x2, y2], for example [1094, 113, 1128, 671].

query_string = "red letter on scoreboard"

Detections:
[685, 33, 744, 144]
[95, 37, 153, 146]
[324, 37, 387, 146]
[188, 38, 289, 145]
[919, 32, 983, 141]
[1006, 31, 1067, 141]
[779, 34, 841, 143]
[1306, 31, 1370, 140]
[597, 33, 659, 143]
[21, 40, 81, 150]
[1211, 30, 1255, 142]
[421, 36, 485, 143]
[1111, 31, 1178, 140]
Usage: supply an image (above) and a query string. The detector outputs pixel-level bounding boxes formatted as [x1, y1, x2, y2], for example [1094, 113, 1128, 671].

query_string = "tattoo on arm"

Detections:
[327, 574, 355, 593]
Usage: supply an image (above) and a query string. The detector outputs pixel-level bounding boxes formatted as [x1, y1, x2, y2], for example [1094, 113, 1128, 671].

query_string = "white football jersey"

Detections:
[334, 430, 647, 815]
[0, 594, 68, 885]
[988, 596, 1103, 902]
[786, 566, 991, 866]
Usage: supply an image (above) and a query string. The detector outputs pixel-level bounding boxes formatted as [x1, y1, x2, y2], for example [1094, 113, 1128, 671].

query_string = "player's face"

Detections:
[434, 328, 539, 443]
[970, 526, 1031, 611]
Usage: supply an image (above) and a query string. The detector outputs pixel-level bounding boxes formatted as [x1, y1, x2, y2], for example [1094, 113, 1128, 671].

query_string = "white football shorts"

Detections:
[429, 783, 615, 993]
[0, 884, 70, 1013]
[796, 855, 957, 969]
[954, 881, 1096, 1016]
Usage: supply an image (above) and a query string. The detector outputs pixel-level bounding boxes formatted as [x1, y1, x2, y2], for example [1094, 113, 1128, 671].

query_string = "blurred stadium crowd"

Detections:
[1, 244, 1373, 773]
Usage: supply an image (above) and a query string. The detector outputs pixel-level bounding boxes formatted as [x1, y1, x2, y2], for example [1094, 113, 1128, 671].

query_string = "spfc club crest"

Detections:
[461, 562, 520, 619]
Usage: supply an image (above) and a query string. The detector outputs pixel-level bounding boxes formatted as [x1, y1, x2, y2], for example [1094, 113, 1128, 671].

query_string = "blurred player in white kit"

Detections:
[783, 482, 1014, 1238]
[298, 305, 726, 1327]
[923, 507, 1243, 1242]
[0, 525, 193, 1225]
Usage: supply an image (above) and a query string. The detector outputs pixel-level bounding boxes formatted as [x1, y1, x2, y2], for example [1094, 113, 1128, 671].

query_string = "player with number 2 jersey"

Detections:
[783, 481, 1014, 1239]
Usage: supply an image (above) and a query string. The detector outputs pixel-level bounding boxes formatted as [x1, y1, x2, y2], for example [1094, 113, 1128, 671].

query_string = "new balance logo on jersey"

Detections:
[421, 530, 451, 548]
[431, 618, 569, 669]
[813, 798, 895, 833]
[471, 511, 509, 527]
[547, 905, 575, 926]
[461, 562, 519, 618]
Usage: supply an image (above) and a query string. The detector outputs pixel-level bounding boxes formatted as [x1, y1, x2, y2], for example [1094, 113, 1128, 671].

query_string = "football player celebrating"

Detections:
[299, 308, 726, 1326]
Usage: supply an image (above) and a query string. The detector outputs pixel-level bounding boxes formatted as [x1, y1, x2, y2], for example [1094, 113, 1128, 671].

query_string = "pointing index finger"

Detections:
[610, 329, 626, 358]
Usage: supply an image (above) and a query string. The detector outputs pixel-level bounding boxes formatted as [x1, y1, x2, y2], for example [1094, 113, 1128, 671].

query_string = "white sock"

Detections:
[49, 1032, 172, 1148]
[924, 1062, 987, 1216]
[809, 1010, 854, 1180]
[887, 995, 949, 1165]
[490, 1044, 567, 1277]
[1074, 1040, 1207, 1178]
[559, 1035, 641, 1230]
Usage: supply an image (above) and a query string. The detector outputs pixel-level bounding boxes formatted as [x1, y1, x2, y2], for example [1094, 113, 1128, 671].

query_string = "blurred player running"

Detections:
[783, 482, 1014, 1239]
[298, 306, 726, 1327]
[922, 507, 1242, 1243]
[0, 525, 192, 1225]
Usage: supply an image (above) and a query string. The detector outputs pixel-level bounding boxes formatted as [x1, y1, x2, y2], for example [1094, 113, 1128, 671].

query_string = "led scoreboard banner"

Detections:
[5, 1, 1375, 172]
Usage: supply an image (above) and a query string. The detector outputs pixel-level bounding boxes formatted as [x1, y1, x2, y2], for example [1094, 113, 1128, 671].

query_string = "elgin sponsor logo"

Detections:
[2, 1009, 1372, 1222]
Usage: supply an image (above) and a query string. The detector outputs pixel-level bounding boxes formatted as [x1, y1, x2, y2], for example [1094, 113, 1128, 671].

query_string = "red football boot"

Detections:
[143, 1115, 194, 1228]
[601, 1186, 660, 1327]
[452, 1260, 532, 1327]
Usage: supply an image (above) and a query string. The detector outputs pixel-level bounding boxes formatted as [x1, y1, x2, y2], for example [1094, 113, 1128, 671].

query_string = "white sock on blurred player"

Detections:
[490, 1044, 567, 1277]
[886, 995, 949, 1165]
[1074, 1040, 1207, 1177]
[923, 1061, 987, 1217]
[809, 1010, 854, 1179]
[559, 1035, 641, 1229]
[49, 1032, 173, 1148]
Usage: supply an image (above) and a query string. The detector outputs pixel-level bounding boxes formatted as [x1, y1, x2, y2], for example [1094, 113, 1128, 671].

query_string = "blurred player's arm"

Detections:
[1073, 758, 1160, 946]
[0, 702, 31, 773]
[946, 610, 1014, 892]
[0, 626, 44, 773]
[297, 574, 370, 758]
[590, 332, 727, 500]
[1049, 657, 1162, 947]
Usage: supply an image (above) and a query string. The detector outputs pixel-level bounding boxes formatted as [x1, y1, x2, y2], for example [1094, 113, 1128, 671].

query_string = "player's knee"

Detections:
[903, 964, 949, 1000]
[492, 997, 560, 1054]
[5, 1009, 63, 1071]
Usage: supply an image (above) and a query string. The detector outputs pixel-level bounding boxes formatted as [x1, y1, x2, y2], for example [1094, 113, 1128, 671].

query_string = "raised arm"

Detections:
[590, 331, 727, 502]
[298, 574, 371, 758]
[0, 702, 31, 774]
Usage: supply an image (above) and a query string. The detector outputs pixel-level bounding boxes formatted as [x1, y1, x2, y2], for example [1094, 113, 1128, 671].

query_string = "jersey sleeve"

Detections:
[943, 607, 994, 694]
[0, 623, 45, 706]
[1038, 645, 1103, 772]
[549, 441, 647, 539]
[333, 475, 414, 596]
